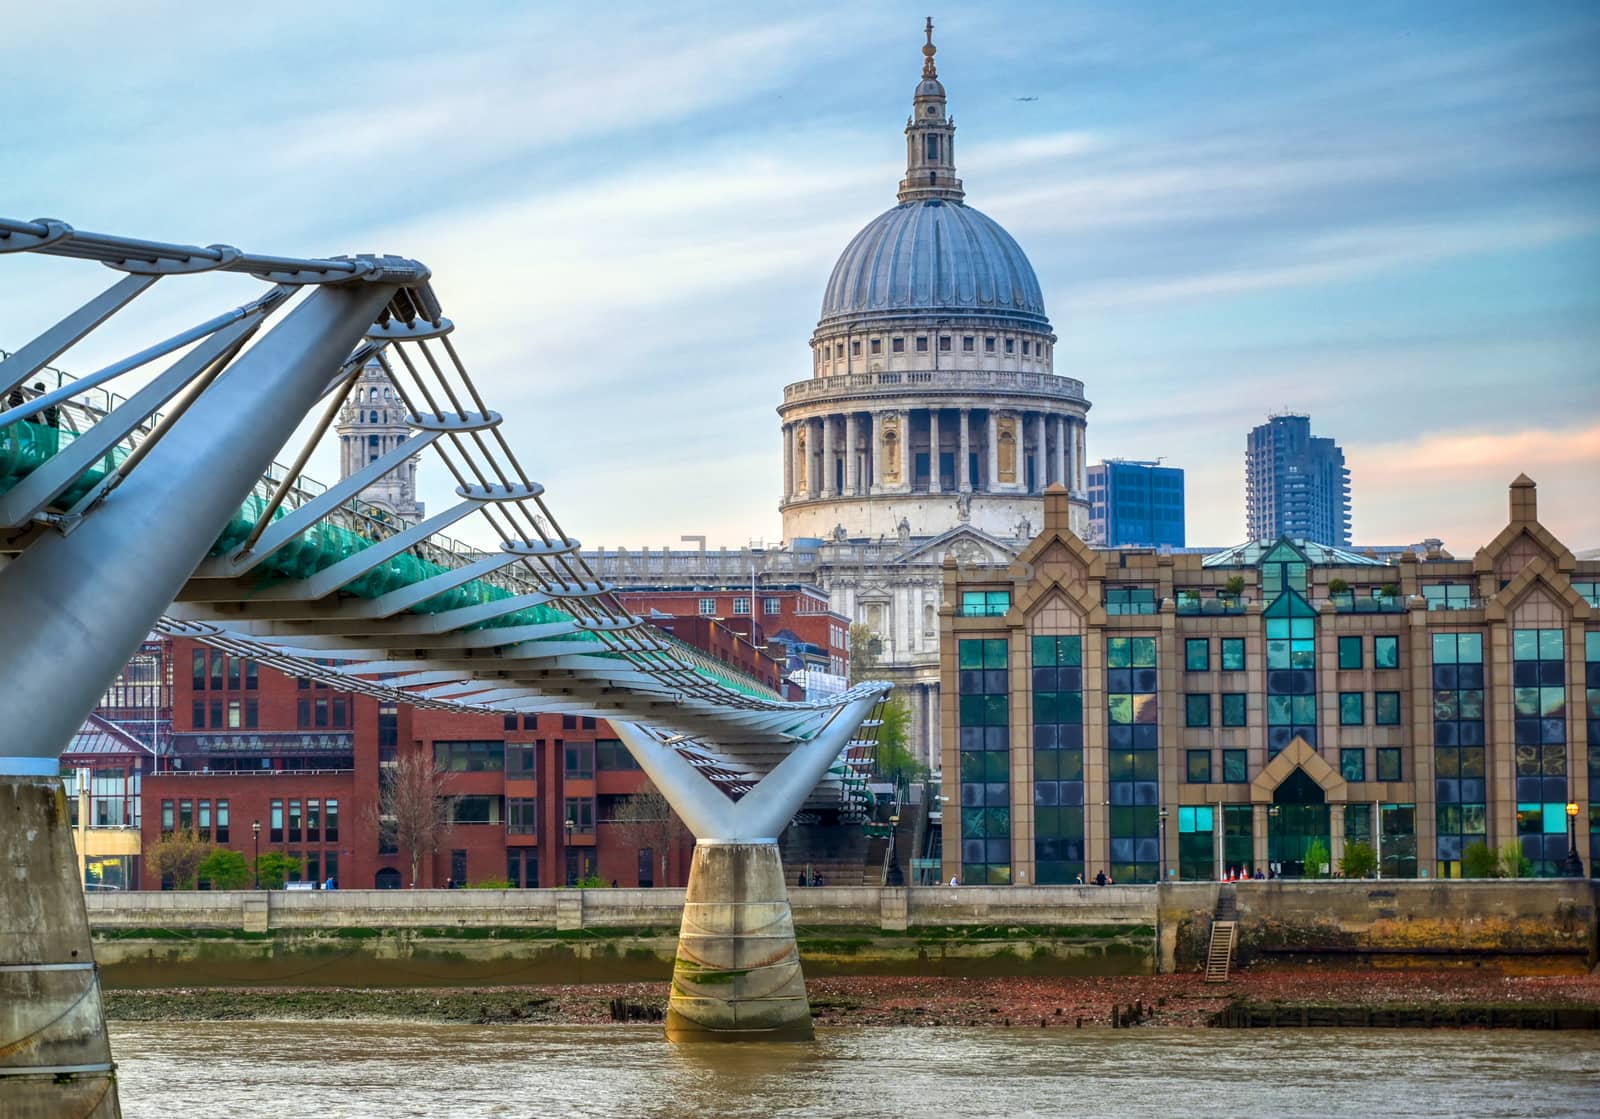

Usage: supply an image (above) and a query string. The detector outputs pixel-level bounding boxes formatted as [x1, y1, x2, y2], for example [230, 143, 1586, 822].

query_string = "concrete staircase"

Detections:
[1206, 887, 1238, 983]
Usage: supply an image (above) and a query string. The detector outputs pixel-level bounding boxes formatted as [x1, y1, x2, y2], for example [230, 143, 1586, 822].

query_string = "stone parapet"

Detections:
[781, 368, 1086, 409]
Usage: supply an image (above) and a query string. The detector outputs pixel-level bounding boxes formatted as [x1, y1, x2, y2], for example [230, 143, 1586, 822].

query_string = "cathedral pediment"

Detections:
[895, 525, 1018, 568]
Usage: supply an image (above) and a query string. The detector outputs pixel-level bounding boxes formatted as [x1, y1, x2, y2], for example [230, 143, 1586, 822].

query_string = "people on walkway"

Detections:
[1094, 870, 1107, 886]
[948, 875, 959, 888]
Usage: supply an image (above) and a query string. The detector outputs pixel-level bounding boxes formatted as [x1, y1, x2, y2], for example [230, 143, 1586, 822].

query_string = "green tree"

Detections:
[1461, 840, 1498, 878]
[848, 622, 883, 685]
[254, 851, 303, 890]
[870, 697, 923, 785]
[1223, 575, 1246, 597]
[1497, 841, 1531, 879]
[1339, 840, 1378, 879]
[1303, 838, 1331, 879]
[197, 848, 251, 891]
[149, 829, 214, 890]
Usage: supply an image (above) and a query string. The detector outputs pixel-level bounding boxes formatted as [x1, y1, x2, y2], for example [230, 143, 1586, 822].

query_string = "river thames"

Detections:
[110, 1021, 1600, 1118]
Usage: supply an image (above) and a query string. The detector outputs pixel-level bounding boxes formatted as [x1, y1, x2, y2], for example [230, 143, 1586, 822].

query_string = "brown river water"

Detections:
[109, 1021, 1600, 1118]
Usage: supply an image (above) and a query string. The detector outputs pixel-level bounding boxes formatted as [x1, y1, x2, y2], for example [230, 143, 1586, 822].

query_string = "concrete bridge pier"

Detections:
[0, 776, 121, 1118]
[667, 840, 812, 1041]
[613, 692, 884, 1043]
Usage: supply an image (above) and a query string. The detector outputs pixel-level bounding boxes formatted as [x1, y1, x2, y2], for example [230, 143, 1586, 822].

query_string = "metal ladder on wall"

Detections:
[1206, 887, 1238, 984]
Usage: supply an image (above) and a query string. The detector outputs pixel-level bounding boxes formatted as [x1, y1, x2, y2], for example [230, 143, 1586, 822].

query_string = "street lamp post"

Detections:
[565, 816, 576, 886]
[252, 819, 261, 889]
[1563, 802, 1584, 878]
[1158, 807, 1169, 882]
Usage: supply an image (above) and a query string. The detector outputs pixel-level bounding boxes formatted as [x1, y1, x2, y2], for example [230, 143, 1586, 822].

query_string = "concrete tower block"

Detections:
[0, 777, 122, 1118]
[666, 841, 813, 1041]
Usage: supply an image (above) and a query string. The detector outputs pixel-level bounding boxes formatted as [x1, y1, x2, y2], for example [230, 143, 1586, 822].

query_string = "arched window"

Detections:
[369, 410, 379, 423]
[375, 867, 402, 889]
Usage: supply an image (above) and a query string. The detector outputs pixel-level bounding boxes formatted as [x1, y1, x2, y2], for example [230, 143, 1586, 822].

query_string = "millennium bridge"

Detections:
[0, 216, 890, 1118]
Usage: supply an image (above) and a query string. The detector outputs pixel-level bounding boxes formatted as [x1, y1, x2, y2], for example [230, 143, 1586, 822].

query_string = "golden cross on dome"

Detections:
[922, 16, 938, 79]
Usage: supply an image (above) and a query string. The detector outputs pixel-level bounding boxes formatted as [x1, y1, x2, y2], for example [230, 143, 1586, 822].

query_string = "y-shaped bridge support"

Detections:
[612, 692, 881, 1042]
[0, 276, 402, 1117]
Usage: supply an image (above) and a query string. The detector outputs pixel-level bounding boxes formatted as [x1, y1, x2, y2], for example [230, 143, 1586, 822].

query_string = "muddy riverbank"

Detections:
[102, 966, 1600, 1029]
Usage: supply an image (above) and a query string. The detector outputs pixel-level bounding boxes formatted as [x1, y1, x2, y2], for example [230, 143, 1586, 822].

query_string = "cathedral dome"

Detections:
[818, 200, 1048, 330]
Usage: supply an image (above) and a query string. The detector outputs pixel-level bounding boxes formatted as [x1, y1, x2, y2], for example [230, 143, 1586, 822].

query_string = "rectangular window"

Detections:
[288, 800, 302, 843]
[850, 340, 860, 356]
[304, 799, 319, 843]
[870, 338, 882, 354]
[269, 800, 284, 844]
[1185, 694, 1211, 727]
[1187, 750, 1211, 783]
[596, 739, 640, 771]
[434, 740, 506, 773]
[1339, 692, 1365, 725]
[1376, 747, 1402, 782]
[209, 699, 222, 729]
[1338, 636, 1363, 670]
[226, 657, 240, 690]
[763, 596, 782, 615]
[938, 335, 952, 352]
[1104, 587, 1157, 615]
[958, 637, 1011, 885]
[1223, 749, 1248, 784]
[504, 715, 519, 731]
[450, 795, 499, 825]
[960, 590, 1011, 617]
[893, 337, 905, 353]
[698, 597, 716, 615]
[1341, 748, 1366, 782]
[1374, 691, 1401, 725]
[984, 337, 996, 353]
[1423, 584, 1474, 610]
[962, 335, 975, 352]
[1374, 635, 1399, 669]
[245, 660, 258, 690]
[1004, 338, 1015, 354]
[732, 597, 750, 615]
[564, 796, 595, 834]
[227, 699, 242, 729]
[1221, 639, 1245, 671]
[916, 336, 929, 352]
[324, 800, 338, 843]
[564, 741, 595, 780]
[192, 650, 206, 691]
[1022, 340, 1032, 355]
[191, 700, 204, 729]
[210, 650, 223, 691]
[1221, 693, 1247, 727]
[508, 797, 537, 835]
[161, 800, 174, 835]
[508, 745, 537, 777]
[244, 699, 258, 729]
[1185, 638, 1210, 671]
[215, 800, 230, 844]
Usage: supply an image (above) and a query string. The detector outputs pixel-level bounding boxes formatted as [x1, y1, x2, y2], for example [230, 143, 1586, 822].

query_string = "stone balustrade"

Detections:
[782, 368, 1086, 406]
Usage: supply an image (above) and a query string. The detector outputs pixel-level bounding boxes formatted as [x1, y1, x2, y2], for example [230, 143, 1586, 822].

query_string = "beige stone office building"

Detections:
[941, 478, 1597, 885]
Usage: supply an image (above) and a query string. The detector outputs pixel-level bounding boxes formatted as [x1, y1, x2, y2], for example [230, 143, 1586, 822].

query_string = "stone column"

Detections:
[927, 408, 941, 494]
[806, 418, 820, 499]
[985, 411, 998, 492]
[1054, 415, 1067, 489]
[820, 414, 835, 498]
[1034, 412, 1047, 494]
[958, 408, 971, 492]
[0, 777, 123, 1117]
[845, 412, 859, 496]
[1253, 802, 1270, 872]
[782, 422, 794, 503]
[871, 412, 885, 492]
[666, 841, 813, 1041]
[1075, 419, 1087, 494]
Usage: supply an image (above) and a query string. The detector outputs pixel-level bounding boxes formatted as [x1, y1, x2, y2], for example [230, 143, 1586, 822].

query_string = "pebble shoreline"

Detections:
[104, 968, 1600, 1029]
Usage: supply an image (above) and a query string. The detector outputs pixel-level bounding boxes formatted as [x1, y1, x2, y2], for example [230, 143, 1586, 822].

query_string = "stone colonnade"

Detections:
[783, 406, 1086, 504]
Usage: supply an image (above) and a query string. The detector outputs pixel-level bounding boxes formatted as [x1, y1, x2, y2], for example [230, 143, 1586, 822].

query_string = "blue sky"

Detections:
[4, 0, 1597, 552]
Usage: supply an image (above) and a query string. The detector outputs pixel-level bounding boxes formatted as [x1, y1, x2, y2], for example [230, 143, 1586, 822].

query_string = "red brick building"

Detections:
[139, 638, 691, 890]
[619, 586, 850, 681]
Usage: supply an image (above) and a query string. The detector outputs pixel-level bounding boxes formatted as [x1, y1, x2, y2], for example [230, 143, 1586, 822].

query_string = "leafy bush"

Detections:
[254, 851, 303, 890]
[573, 874, 609, 889]
[465, 878, 513, 889]
[1339, 840, 1377, 879]
[1303, 838, 1331, 879]
[1461, 840, 1498, 878]
[1223, 575, 1246, 596]
[1327, 577, 1349, 596]
[198, 848, 251, 890]
[149, 830, 214, 890]
[1497, 841, 1531, 879]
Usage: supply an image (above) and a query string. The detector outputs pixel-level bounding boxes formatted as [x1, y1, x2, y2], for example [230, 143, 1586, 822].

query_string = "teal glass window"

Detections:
[1374, 691, 1401, 726]
[1105, 587, 1157, 615]
[1186, 750, 1211, 783]
[1221, 693, 1247, 727]
[1222, 749, 1247, 783]
[1374, 635, 1399, 669]
[961, 590, 1011, 617]
[1220, 638, 1245, 671]
[1339, 692, 1364, 725]
[1185, 694, 1211, 727]
[1185, 638, 1210, 671]
[958, 638, 1010, 885]
[1376, 747, 1401, 782]
[1338, 636, 1363, 670]
[1340, 748, 1365, 782]
[1031, 635, 1084, 884]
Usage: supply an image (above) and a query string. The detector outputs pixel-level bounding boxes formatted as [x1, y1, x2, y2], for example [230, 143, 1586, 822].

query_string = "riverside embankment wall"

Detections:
[85, 881, 1597, 987]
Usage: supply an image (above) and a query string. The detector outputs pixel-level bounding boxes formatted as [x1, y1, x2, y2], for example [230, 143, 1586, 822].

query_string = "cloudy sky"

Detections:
[4, 0, 1597, 553]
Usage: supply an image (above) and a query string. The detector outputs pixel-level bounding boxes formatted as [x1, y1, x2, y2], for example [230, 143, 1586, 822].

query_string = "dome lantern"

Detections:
[898, 18, 964, 205]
